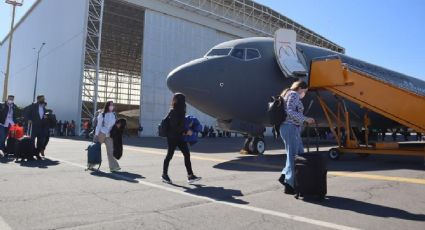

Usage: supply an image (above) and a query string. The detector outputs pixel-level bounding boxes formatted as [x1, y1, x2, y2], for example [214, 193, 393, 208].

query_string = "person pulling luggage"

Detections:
[93, 101, 121, 172]
[278, 81, 315, 194]
[24, 95, 47, 160]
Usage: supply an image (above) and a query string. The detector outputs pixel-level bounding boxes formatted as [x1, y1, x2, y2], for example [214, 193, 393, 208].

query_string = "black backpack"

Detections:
[47, 113, 57, 128]
[268, 95, 287, 126]
[158, 115, 170, 137]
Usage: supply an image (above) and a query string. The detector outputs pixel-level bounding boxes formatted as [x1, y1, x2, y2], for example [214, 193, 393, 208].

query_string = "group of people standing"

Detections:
[0, 95, 56, 160]
[56, 120, 76, 137]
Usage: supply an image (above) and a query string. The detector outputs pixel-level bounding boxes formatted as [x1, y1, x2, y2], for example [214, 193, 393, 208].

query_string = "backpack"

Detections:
[92, 110, 101, 130]
[158, 114, 170, 137]
[47, 113, 57, 129]
[268, 95, 287, 126]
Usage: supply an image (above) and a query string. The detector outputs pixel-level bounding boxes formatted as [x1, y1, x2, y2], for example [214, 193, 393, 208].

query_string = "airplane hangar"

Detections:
[0, 0, 344, 136]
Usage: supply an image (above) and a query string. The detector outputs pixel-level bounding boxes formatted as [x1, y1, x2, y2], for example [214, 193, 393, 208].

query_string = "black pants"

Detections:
[30, 126, 46, 156]
[163, 138, 193, 176]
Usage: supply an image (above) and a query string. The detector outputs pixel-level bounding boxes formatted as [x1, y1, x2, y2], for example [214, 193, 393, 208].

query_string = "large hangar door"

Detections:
[82, 0, 144, 135]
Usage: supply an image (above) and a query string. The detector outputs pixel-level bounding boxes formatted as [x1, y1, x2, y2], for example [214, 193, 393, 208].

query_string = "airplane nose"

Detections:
[166, 60, 210, 96]
[166, 66, 185, 93]
[166, 58, 230, 120]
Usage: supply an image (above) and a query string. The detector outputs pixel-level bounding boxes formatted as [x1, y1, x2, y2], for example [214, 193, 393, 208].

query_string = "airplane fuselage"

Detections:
[167, 37, 419, 135]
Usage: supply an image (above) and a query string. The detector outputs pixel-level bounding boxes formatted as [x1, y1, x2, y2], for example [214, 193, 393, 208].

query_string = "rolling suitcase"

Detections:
[86, 142, 101, 170]
[294, 153, 327, 200]
[6, 137, 16, 156]
[15, 123, 35, 160]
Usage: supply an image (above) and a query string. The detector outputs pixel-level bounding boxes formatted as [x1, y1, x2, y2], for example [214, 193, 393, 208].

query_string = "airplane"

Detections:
[166, 29, 425, 155]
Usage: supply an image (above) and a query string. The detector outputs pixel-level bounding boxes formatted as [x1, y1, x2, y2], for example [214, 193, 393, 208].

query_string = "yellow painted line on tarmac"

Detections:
[328, 171, 425, 185]
[124, 146, 425, 185]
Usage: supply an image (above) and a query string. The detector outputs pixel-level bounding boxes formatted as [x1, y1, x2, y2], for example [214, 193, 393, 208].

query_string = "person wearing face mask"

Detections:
[0, 95, 20, 156]
[278, 81, 315, 194]
[24, 95, 47, 160]
[93, 101, 120, 172]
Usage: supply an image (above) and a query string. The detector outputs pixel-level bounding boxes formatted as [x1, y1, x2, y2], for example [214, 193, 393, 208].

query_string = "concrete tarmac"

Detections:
[0, 137, 424, 230]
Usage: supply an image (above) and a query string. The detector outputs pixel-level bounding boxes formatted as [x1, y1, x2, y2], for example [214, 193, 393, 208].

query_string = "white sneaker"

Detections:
[188, 175, 202, 184]
[110, 167, 121, 172]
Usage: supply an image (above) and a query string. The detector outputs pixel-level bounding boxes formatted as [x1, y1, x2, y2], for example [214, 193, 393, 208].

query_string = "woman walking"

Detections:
[94, 101, 121, 172]
[279, 81, 315, 194]
[162, 93, 201, 184]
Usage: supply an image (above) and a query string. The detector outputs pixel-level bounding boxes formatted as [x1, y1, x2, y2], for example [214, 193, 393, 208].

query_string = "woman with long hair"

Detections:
[94, 101, 120, 172]
[279, 80, 315, 194]
[162, 93, 201, 184]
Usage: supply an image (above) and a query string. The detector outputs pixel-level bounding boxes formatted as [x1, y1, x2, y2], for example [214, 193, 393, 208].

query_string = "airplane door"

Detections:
[274, 29, 307, 77]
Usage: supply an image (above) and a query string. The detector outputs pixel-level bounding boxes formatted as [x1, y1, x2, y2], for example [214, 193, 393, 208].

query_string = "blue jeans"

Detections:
[0, 126, 8, 151]
[280, 123, 304, 187]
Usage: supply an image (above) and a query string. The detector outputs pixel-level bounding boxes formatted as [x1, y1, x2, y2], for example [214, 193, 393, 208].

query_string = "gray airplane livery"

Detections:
[166, 30, 425, 154]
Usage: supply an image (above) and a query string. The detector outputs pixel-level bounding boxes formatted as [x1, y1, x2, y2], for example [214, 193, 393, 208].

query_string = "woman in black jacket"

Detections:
[162, 93, 201, 184]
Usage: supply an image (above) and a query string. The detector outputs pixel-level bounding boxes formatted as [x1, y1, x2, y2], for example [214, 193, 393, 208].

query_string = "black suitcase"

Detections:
[294, 153, 327, 200]
[14, 124, 35, 160]
[6, 137, 16, 156]
[86, 142, 101, 170]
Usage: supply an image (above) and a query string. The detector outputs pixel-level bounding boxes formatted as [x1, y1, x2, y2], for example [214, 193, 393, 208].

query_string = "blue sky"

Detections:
[1, 0, 424, 80]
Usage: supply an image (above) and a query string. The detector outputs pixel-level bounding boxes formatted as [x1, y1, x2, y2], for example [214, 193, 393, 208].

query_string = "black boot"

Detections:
[284, 183, 295, 195]
[278, 174, 285, 186]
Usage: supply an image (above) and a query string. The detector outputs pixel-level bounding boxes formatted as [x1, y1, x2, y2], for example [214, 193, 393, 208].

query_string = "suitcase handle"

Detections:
[306, 123, 320, 153]
[26, 122, 32, 137]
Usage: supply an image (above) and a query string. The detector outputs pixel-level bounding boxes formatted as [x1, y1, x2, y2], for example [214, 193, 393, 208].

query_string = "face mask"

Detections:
[109, 105, 114, 112]
[7, 100, 13, 104]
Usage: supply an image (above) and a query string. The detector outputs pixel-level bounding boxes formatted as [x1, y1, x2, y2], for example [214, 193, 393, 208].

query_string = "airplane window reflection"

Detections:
[206, 48, 231, 56]
[246, 49, 261, 60]
[231, 48, 245, 59]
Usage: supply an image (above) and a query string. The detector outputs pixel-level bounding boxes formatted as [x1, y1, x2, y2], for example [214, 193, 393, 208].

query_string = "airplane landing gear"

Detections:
[241, 137, 265, 155]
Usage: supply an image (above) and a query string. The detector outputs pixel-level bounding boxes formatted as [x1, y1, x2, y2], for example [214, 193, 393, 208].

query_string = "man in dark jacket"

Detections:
[0, 95, 20, 153]
[24, 95, 47, 160]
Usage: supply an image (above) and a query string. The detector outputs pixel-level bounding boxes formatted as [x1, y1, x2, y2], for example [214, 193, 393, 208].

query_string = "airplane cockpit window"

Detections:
[206, 48, 231, 56]
[230, 48, 245, 60]
[246, 49, 261, 60]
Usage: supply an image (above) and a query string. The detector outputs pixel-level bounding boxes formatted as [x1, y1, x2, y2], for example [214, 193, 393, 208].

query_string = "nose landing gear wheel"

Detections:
[249, 137, 266, 155]
[328, 148, 340, 160]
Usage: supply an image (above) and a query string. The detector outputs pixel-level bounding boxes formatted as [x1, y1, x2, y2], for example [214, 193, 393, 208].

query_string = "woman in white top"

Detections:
[94, 101, 120, 172]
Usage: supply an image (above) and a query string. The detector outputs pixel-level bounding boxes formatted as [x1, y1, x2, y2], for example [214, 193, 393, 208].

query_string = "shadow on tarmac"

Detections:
[213, 152, 424, 172]
[309, 196, 425, 222]
[170, 183, 249, 204]
[19, 158, 60, 169]
[0, 155, 15, 164]
[214, 154, 284, 172]
[90, 170, 145, 183]
[0, 157, 61, 169]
